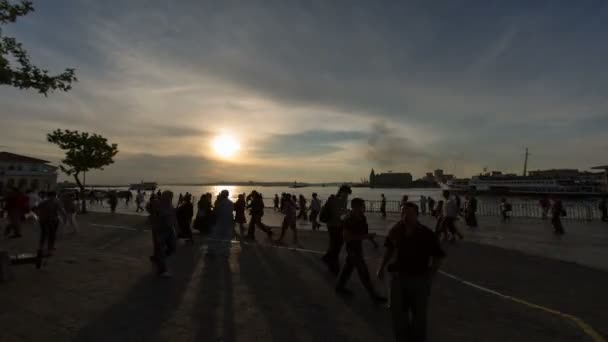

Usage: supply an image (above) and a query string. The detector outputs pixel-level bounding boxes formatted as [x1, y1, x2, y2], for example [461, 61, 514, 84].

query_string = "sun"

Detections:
[212, 134, 240, 159]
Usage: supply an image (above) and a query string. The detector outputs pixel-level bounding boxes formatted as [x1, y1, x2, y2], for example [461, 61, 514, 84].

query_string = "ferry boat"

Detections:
[441, 175, 606, 197]
[129, 182, 158, 191]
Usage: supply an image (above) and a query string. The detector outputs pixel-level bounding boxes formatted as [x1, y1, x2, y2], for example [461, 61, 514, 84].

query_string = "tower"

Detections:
[370, 169, 376, 188]
[523, 148, 530, 176]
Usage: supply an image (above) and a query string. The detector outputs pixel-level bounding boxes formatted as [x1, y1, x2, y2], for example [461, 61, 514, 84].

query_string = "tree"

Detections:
[1, 0, 76, 95]
[47, 129, 118, 213]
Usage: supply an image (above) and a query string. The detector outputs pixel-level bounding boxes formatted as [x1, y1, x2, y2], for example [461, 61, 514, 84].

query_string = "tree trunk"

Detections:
[73, 173, 87, 213]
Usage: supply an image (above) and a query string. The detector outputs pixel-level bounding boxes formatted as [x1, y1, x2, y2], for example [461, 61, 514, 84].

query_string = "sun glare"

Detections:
[212, 134, 240, 159]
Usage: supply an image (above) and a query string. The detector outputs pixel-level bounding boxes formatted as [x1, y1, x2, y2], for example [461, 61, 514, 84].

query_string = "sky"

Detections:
[1, 0, 608, 184]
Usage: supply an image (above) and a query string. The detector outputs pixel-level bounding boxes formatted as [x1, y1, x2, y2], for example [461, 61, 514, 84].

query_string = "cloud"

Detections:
[365, 122, 428, 167]
[2, 0, 608, 183]
[256, 130, 368, 157]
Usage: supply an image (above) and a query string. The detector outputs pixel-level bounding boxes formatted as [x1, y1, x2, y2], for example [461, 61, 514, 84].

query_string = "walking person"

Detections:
[335, 198, 387, 303]
[551, 198, 566, 236]
[428, 197, 435, 216]
[135, 190, 145, 213]
[378, 202, 445, 342]
[246, 191, 273, 240]
[108, 191, 118, 213]
[297, 194, 307, 221]
[309, 193, 322, 231]
[125, 191, 133, 207]
[464, 194, 478, 228]
[273, 194, 280, 211]
[149, 191, 177, 277]
[276, 194, 299, 245]
[420, 196, 427, 215]
[598, 197, 607, 222]
[400, 195, 409, 213]
[234, 194, 247, 238]
[61, 193, 78, 233]
[540, 196, 551, 220]
[207, 190, 234, 258]
[380, 194, 387, 218]
[25, 189, 41, 221]
[176, 194, 194, 243]
[500, 198, 512, 222]
[3, 187, 26, 238]
[441, 190, 463, 242]
[35, 192, 66, 263]
[321, 185, 351, 275]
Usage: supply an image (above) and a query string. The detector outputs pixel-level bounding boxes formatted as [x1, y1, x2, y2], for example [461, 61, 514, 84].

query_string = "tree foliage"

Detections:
[47, 129, 118, 212]
[1, 0, 77, 95]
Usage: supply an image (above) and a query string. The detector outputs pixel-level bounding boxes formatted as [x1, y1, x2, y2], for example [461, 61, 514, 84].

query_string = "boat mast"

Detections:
[523, 148, 530, 176]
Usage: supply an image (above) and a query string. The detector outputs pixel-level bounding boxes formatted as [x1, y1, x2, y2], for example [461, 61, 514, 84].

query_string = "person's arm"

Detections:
[377, 245, 394, 280]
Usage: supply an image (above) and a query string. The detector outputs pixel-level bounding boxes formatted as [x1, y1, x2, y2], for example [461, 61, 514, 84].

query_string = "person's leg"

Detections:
[247, 216, 256, 240]
[353, 254, 385, 300]
[409, 276, 431, 342]
[277, 216, 288, 242]
[390, 275, 410, 342]
[38, 220, 49, 252]
[448, 218, 463, 240]
[336, 254, 355, 291]
[48, 220, 59, 252]
[291, 220, 298, 244]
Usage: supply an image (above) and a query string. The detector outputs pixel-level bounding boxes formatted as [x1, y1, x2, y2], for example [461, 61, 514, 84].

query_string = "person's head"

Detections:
[402, 195, 408, 201]
[402, 202, 419, 223]
[312, 192, 317, 199]
[292, 194, 297, 201]
[350, 198, 365, 214]
[238, 194, 244, 200]
[221, 190, 229, 198]
[337, 185, 352, 198]
[442, 190, 450, 199]
[46, 191, 57, 199]
[381, 193, 385, 198]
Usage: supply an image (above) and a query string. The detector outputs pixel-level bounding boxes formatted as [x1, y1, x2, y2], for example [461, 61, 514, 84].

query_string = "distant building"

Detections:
[369, 169, 413, 188]
[0, 152, 57, 194]
[434, 169, 444, 179]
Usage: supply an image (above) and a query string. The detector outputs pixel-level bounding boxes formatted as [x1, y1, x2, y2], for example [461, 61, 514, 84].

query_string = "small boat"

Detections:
[129, 182, 158, 191]
[289, 181, 308, 189]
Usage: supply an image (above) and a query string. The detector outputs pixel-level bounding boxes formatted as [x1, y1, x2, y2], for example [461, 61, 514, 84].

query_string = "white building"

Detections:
[0, 152, 58, 194]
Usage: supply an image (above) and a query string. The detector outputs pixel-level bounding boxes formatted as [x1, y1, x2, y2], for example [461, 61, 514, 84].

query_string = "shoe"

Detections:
[336, 287, 354, 297]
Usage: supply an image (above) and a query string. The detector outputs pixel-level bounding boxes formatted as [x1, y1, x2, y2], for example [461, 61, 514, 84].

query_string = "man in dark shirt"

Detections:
[246, 191, 273, 240]
[335, 198, 387, 304]
[378, 202, 445, 342]
[321, 185, 351, 275]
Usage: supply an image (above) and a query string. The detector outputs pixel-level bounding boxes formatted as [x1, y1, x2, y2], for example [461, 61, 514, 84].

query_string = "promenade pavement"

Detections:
[1, 209, 607, 341]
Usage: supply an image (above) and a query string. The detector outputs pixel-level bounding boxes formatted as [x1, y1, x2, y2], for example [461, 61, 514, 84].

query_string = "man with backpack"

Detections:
[320, 185, 351, 275]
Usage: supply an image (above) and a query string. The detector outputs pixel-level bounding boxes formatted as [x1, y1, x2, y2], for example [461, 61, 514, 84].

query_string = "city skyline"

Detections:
[2, 1, 608, 184]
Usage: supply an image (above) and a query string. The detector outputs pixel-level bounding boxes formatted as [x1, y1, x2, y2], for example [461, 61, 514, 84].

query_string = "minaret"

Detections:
[523, 148, 530, 176]
[370, 169, 376, 188]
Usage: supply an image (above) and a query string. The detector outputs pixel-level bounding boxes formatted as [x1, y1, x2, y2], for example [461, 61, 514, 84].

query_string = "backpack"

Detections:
[319, 200, 332, 224]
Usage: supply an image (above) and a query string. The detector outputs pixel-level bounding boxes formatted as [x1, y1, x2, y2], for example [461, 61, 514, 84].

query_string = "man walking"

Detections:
[378, 202, 445, 342]
[309, 193, 322, 231]
[441, 190, 463, 242]
[246, 191, 273, 240]
[321, 185, 351, 275]
[380, 194, 387, 218]
[335, 198, 387, 304]
[35, 192, 66, 261]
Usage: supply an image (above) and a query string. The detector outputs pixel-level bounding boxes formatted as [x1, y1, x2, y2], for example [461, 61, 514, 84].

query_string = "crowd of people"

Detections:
[2, 184, 608, 341]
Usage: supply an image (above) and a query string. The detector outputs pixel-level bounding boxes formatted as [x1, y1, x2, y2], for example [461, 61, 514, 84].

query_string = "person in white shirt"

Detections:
[441, 190, 463, 242]
[309, 193, 322, 231]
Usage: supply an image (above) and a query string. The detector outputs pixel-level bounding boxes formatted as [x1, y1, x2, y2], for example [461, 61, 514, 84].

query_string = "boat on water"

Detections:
[441, 175, 607, 197]
[129, 182, 158, 191]
[289, 181, 308, 189]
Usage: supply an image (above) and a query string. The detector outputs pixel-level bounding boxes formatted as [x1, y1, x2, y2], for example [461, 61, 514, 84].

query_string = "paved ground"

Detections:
[1, 211, 607, 341]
